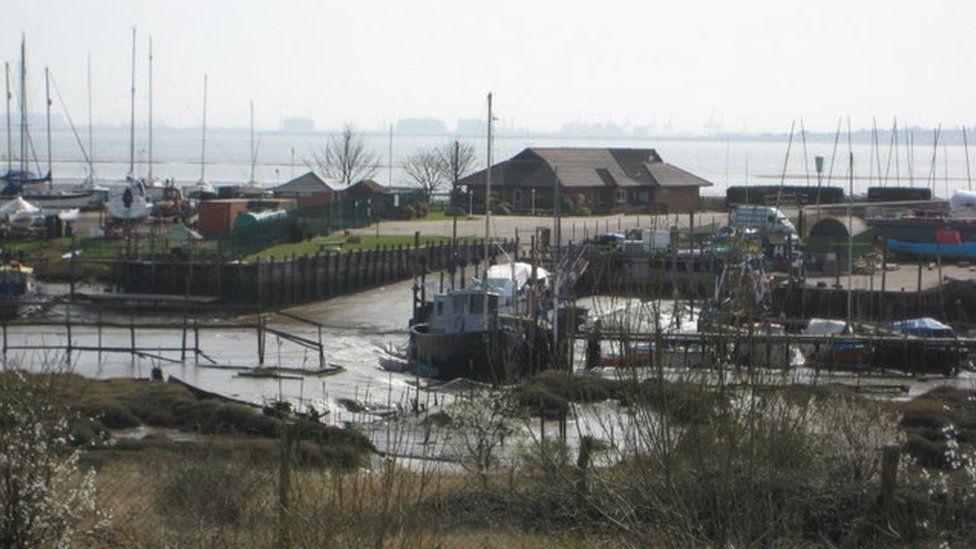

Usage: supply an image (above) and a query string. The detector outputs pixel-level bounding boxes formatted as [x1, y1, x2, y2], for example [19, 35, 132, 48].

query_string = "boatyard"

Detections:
[7, 2, 976, 546]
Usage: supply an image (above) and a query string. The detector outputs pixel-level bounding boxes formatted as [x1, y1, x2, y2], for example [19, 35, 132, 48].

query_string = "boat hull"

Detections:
[887, 239, 976, 260]
[409, 323, 534, 381]
[869, 218, 976, 244]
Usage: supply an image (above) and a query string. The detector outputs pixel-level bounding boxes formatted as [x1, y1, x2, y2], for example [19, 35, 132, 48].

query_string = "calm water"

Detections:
[5, 126, 974, 198]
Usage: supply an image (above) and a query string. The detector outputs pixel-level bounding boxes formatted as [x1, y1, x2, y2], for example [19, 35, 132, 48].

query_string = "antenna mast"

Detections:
[482, 92, 493, 329]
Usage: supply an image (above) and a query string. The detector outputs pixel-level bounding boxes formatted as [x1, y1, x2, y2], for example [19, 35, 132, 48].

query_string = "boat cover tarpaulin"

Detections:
[486, 262, 550, 289]
[0, 196, 40, 221]
[888, 317, 956, 338]
[950, 190, 976, 217]
[803, 318, 849, 336]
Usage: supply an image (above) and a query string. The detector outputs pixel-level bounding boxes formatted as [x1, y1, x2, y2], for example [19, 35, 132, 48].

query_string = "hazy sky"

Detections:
[3, 0, 976, 134]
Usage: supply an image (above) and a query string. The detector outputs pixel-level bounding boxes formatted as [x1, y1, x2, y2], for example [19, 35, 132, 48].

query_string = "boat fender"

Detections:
[454, 315, 466, 331]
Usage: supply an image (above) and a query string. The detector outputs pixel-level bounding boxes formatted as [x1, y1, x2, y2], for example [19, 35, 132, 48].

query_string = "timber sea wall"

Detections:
[773, 279, 976, 323]
[110, 239, 512, 309]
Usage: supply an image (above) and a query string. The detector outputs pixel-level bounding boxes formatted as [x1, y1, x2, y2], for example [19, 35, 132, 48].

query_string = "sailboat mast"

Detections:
[846, 117, 854, 327]
[4, 62, 11, 173]
[87, 52, 94, 179]
[199, 74, 207, 182]
[964, 126, 973, 192]
[20, 34, 27, 174]
[45, 66, 51, 187]
[128, 27, 136, 179]
[148, 36, 153, 181]
[249, 100, 255, 182]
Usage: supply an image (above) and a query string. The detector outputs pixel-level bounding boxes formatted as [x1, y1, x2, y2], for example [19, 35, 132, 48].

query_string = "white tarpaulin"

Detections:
[950, 190, 976, 217]
[803, 318, 849, 336]
[0, 196, 40, 221]
[486, 262, 550, 289]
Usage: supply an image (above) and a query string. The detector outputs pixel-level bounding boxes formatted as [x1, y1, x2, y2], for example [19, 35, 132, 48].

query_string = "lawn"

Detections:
[244, 234, 473, 262]
[6, 236, 126, 261]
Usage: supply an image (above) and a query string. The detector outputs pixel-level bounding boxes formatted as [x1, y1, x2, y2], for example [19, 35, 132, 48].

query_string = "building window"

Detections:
[615, 189, 628, 204]
[469, 295, 483, 314]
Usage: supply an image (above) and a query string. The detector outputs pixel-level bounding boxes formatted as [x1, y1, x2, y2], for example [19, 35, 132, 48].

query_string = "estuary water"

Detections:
[10, 126, 976, 198]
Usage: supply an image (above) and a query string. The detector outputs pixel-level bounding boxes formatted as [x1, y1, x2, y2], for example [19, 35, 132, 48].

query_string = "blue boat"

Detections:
[887, 239, 976, 260]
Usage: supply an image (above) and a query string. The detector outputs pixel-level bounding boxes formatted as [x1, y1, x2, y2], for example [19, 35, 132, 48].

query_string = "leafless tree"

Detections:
[438, 140, 477, 186]
[309, 123, 380, 185]
[403, 148, 446, 203]
[437, 140, 477, 215]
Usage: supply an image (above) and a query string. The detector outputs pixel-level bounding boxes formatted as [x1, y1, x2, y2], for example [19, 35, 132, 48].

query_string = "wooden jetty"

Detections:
[0, 309, 328, 372]
[579, 329, 976, 376]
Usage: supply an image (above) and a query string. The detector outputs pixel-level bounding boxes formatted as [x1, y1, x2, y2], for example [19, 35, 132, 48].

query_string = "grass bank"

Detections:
[9, 368, 976, 546]
[19, 372, 374, 469]
[244, 233, 473, 262]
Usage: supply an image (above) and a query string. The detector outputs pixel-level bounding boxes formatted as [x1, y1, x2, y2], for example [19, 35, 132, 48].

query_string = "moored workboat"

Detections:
[408, 262, 551, 381]
[0, 259, 37, 319]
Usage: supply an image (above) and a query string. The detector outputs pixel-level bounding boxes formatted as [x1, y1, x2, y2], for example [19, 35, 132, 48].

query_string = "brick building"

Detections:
[272, 171, 344, 210]
[459, 147, 712, 214]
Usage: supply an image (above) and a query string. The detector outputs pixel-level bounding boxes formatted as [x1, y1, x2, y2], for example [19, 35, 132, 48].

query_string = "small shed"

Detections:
[197, 199, 250, 237]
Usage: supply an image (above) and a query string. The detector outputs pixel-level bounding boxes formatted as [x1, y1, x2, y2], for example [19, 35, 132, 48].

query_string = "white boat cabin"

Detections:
[430, 289, 501, 334]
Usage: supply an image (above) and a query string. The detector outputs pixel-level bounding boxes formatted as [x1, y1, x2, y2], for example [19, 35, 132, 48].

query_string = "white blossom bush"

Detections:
[0, 370, 107, 547]
[445, 390, 521, 488]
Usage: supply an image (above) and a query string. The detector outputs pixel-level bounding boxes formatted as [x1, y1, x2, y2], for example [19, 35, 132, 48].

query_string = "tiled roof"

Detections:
[273, 171, 343, 194]
[459, 147, 711, 189]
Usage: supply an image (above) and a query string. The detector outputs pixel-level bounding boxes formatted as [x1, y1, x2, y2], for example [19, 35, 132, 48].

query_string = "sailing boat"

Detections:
[1, 35, 51, 193]
[71, 53, 110, 207]
[107, 28, 151, 221]
[240, 100, 266, 197]
[144, 36, 161, 189]
[186, 75, 216, 200]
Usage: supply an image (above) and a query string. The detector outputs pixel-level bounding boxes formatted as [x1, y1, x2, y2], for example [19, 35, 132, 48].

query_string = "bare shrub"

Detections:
[0, 369, 108, 547]
[446, 390, 520, 488]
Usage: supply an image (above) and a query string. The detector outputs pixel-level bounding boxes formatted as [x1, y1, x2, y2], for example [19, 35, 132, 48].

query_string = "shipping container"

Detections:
[197, 199, 250, 237]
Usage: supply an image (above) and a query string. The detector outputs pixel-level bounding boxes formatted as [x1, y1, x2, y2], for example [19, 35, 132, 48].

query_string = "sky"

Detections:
[3, 0, 976, 134]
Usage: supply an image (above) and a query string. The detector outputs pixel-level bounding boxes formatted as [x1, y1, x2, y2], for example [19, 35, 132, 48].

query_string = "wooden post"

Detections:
[880, 237, 888, 322]
[880, 445, 900, 520]
[277, 425, 294, 548]
[917, 256, 923, 292]
[193, 319, 200, 363]
[257, 317, 265, 366]
[318, 325, 325, 369]
[180, 312, 188, 362]
[97, 310, 103, 362]
[129, 317, 136, 363]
